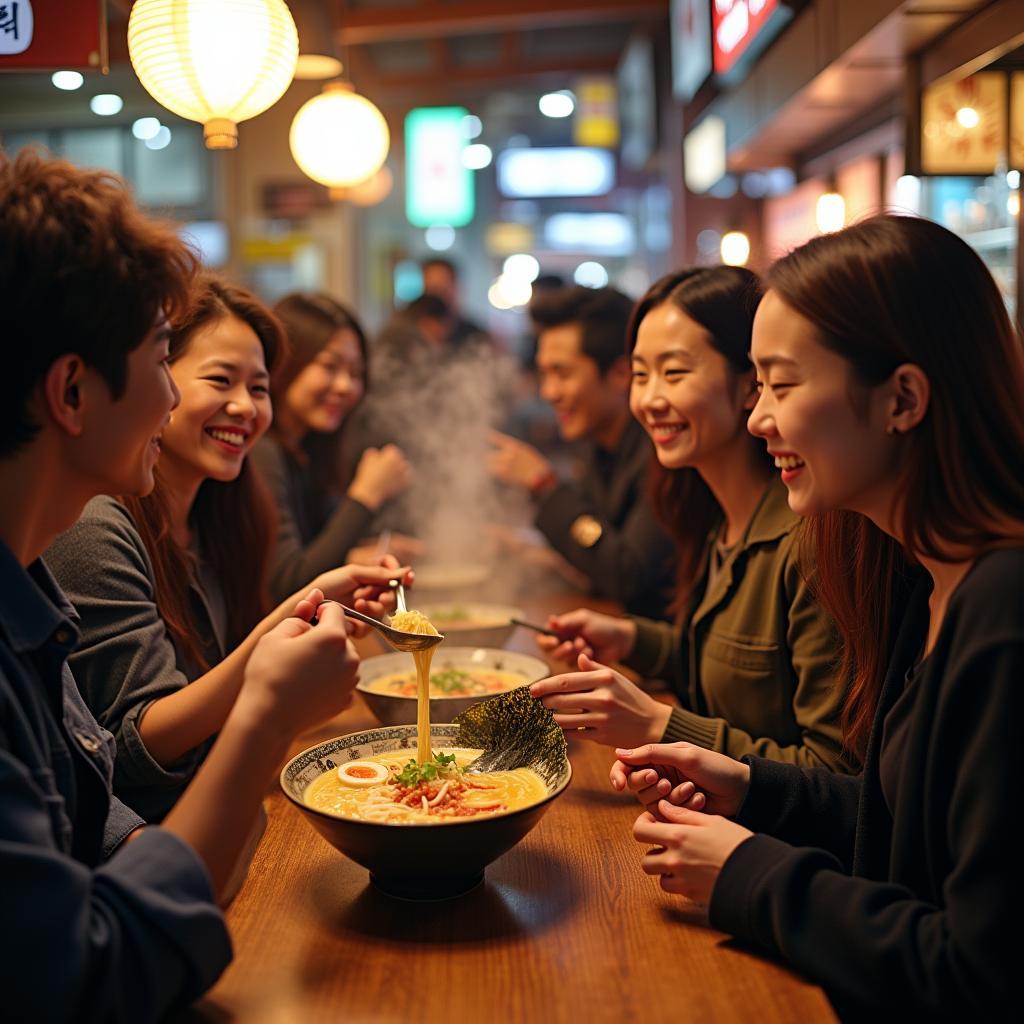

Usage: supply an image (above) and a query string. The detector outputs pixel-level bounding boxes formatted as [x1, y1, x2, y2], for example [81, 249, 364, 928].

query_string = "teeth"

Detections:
[774, 455, 805, 470]
[650, 424, 686, 435]
[208, 429, 245, 446]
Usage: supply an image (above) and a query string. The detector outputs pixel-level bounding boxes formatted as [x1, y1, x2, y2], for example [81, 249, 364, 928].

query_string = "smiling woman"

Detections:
[250, 292, 414, 603]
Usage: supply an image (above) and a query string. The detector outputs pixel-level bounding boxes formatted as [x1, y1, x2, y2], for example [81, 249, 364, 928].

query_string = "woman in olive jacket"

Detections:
[532, 267, 851, 772]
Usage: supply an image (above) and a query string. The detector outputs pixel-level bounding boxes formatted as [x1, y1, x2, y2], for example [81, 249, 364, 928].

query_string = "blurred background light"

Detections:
[90, 94, 124, 116]
[51, 71, 84, 91]
[539, 90, 575, 118]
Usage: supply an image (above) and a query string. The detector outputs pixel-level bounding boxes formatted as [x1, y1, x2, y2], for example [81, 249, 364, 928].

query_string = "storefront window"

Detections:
[922, 174, 1019, 318]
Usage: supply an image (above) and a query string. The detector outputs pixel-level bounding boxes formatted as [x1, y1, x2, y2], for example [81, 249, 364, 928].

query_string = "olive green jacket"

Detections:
[624, 476, 855, 772]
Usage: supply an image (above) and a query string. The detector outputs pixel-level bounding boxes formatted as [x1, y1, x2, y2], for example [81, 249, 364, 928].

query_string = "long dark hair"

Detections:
[768, 215, 1024, 756]
[122, 273, 286, 671]
[271, 292, 369, 503]
[627, 266, 765, 613]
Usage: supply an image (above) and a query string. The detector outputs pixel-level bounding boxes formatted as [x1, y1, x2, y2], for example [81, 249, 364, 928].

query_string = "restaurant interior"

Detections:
[2, 2, 1023, 1021]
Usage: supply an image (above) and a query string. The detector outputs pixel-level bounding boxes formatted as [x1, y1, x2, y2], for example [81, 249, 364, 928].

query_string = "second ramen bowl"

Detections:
[281, 722, 572, 900]
[356, 646, 549, 725]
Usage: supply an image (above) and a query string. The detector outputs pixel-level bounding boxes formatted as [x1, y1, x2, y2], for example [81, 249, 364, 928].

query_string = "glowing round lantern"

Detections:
[289, 82, 390, 190]
[128, 0, 298, 150]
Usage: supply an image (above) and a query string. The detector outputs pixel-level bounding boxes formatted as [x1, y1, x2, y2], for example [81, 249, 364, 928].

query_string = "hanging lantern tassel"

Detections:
[290, 82, 390, 189]
[128, 0, 299, 150]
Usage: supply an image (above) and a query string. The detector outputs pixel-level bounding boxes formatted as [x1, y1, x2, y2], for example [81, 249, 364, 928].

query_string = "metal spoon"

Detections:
[315, 600, 445, 653]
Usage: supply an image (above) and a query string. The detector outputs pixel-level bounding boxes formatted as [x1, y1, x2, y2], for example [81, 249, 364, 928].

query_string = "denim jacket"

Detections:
[0, 541, 231, 1022]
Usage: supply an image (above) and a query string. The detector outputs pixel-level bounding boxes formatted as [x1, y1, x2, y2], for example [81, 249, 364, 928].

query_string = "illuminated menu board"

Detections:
[405, 106, 474, 229]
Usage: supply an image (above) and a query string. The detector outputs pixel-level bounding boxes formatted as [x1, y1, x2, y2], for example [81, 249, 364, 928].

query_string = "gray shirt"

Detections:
[45, 496, 224, 822]
[250, 433, 374, 603]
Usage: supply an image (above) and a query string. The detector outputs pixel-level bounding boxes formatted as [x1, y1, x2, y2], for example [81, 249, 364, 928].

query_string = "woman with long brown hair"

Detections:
[46, 273, 407, 823]
[611, 215, 1024, 1016]
[250, 292, 417, 603]
[530, 266, 850, 770]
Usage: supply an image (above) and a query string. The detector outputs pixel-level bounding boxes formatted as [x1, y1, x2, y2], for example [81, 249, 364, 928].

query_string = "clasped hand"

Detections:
[609, 742, 754, 905]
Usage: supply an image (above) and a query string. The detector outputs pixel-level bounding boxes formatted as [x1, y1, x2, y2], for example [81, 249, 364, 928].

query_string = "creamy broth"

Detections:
[364, 666, 525, 698]
[303, 747, 548, 824]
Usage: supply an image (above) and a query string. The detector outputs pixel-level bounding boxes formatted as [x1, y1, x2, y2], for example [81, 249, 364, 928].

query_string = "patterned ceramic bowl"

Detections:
[280, 722, 571, 900]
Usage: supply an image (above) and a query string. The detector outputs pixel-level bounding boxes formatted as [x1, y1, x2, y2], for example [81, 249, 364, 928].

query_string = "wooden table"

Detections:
[180, 594, 837, 1024]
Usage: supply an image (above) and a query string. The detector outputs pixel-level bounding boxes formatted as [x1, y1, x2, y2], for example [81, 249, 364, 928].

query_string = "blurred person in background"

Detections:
[488, 285, 676, 619]
[531, 268, 850, 773]
[250, 292, 417, 604]
[421, 256, 492, 352]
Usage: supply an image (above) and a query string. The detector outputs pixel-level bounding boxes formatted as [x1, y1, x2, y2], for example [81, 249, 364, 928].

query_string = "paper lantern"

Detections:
[128, 0, 298, 150]
[290, 82, 390, 189]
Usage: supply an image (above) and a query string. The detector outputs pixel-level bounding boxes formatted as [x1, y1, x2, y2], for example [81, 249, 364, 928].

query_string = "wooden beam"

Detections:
[354, 52, 618, 95]
[333, 0, 667, 44]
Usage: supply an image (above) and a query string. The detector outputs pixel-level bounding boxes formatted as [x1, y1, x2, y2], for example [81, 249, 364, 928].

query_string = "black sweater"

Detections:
[709, 549, 1024, 1018]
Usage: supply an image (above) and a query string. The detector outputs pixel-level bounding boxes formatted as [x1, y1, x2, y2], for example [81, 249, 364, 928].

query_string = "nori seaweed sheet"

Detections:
[454, 685, 569, 786]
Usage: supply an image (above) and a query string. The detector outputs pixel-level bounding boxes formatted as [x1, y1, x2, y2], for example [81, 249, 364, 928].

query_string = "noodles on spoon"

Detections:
[389, 609, 441, 765]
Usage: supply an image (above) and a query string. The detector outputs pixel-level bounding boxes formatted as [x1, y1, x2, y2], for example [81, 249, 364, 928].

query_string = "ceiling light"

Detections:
[131, 116, 161, 141]
[424, 224, 456, 251]
[539, 91, 575, 118]
[503, 253, 540, 282]
[462, 143, 492, 170]
[90, 94, 124, 116]
[290, 82, 390, 189]
[51, 71, 84, 91]
[720, 231, 750, 267]
[815, 192, 846, 233]
[293, 54, 343, 80]
[145, 126, 173, 150]
[462, 114, 483, 139]
[574, 261, 608, 288]
[128, 0, 298, 149]
[955, 106, 979, 129]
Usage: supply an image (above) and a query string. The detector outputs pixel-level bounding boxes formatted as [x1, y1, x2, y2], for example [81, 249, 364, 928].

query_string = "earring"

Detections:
[886, 425, 897, 435]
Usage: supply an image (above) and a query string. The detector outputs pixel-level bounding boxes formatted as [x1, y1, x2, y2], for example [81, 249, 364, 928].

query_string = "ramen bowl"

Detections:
[281, 722, 572, 899]
[357, 646, 549, 726]
[409, 562, 491, 603]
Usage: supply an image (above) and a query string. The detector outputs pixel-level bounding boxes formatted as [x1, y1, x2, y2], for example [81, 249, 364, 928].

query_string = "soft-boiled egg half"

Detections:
[337, 760, 390, 787]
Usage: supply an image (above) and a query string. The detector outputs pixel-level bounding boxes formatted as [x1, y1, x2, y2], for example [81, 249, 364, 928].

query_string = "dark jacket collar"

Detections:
[0, 540, 78, 654]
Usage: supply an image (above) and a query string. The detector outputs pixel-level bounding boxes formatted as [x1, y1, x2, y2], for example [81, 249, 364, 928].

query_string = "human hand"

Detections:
[536, 607, 636, 665]
[610, 742, 750, 819]
[237, 591, 360, 738]
[348, 444, 412, 510]
[312, 558, 413, 638]
[529, 652, 672, 748]
[633, 804, 753, 902]
[486, 430, 553, 492]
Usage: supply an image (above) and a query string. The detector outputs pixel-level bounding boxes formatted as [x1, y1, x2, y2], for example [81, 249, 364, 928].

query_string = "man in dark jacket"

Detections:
[489, 286, 675, 619]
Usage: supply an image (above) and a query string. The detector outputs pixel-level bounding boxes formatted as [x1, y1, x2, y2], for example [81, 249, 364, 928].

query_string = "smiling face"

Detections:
[158, 315, 271, 487]
[748, 289, 900, 521]
[537, 322, 627, 443]
[630, 302, 756, 473]
[73, 323, 180, 498]
[282, 328, 365, 436]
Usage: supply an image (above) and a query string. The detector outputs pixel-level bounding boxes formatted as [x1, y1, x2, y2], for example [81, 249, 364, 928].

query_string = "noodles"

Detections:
[390, 609, 441, 764]
[303, 748, 548, 824]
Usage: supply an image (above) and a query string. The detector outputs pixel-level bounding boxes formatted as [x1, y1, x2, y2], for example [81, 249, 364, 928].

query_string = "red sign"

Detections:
[0, 1, 107, 71]
[712, 0, 780, 76]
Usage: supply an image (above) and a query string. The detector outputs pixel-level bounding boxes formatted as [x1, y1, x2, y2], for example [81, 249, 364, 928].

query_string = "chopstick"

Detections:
[509, 617, 562, 638]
